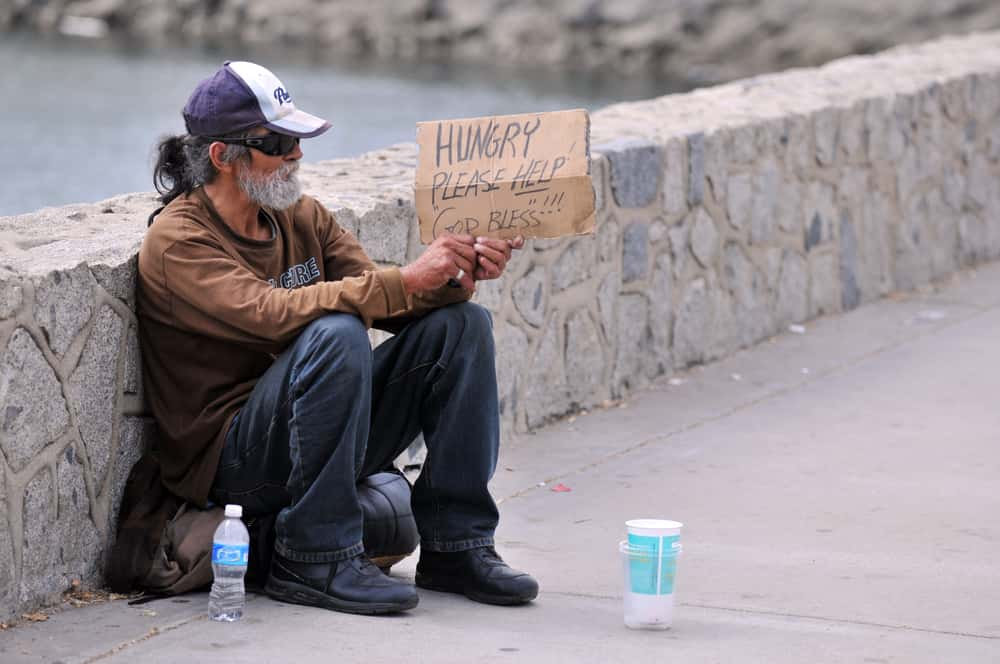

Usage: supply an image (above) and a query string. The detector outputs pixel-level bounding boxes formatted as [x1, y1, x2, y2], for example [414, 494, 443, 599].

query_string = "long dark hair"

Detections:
[148, 133, 248, 225]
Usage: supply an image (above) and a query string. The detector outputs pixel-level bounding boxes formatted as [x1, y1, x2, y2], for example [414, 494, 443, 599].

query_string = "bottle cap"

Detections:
[224, 504, 243, 518]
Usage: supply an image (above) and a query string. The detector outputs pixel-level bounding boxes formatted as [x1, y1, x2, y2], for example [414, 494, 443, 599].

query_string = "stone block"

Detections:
[924, 188, 959, 280]
[784, 115, 811, 174]
[91, 255, 137, 311]
[814, 108, 839, 166]
[0, 271, 22, 320]
[473, 274, 506, 313]
[590, 155, 608, 212]
[600, 138, 661, 208]
[612, 294, 649, 396]
[662, 137, 688, 217]
[750, 161, 779, 246]
[687, 132, 705, 206]
[523, 316, 569, 428]
[958, 214, 990, 266]
[622, 222, 650, 282]
[358, 202, 410, 265]
[56, 443, 102, 583]
[730, 124, 757, 164]
[67, 306, 124, 489]
[726, 173, 752, 231]
[552, 237, 597, 292]
[649, 255, 673, 373]
[967, 154, 993, 211]
[122, 323, 142, 396]
[668, 218, 691, 281]
[839, 104, 867, 162]
[565, 310, 606, 404]
[33, 265, 97, 358]
[804, 181, 837, 251]
[776, 178, 803, 234]
[20, 467, 57, 606]
[673, 277, 710, 367]
[724, 242, 773, 346]
[596, 271, 620, 343]
[649, 219, 668, 246]
[857, 191, 894, 299]
[896, 145, 925, 205]
[106, 417, 152, 533]
[596, 215, 620, 265]
[493, 321, 529, 420]
[0, 329, 70, 473]
[839, 213, 862, 311]
[988, 125, 1000, 162]
[865, 96, 906, 162]
[703, 128, 730, 203]
[0, 468, 13, 620]
[330, 206, 361, 237]
[941, 78, 967, 122]
[776, 250, 808, 325]
[809, 249, 841, 317]
[512, 266, 546, 328]
[690, 208, 720, 269]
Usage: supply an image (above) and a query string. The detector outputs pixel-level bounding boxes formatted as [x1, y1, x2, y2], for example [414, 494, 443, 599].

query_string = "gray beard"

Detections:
[237, 161, 302, 210]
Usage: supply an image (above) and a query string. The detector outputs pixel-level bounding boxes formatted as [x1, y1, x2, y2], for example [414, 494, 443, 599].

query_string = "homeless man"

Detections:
[136, 60, 538, 615]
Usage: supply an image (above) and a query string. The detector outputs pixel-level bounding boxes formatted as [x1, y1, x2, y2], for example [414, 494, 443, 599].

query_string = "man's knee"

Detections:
[299, 314, 372, 372]
[430, 302, 493, 341]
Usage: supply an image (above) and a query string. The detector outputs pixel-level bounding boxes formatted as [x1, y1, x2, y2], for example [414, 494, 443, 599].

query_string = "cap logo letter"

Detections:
[273, 87, 291, 105]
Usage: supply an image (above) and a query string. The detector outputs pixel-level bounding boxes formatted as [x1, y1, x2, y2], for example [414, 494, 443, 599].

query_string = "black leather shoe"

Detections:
[265, 553, 418, 615]
[415, 546, 538, 605]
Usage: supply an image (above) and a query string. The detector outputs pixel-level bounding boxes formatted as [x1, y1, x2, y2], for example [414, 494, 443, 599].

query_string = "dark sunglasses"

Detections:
[207, 133, 300, 156]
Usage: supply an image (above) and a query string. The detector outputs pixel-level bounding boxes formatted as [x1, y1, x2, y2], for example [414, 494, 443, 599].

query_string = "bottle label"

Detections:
[212, 543, 249, 566]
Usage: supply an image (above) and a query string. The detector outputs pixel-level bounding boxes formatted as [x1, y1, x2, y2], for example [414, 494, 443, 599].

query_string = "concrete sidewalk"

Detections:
[4, 263, 1000, 663]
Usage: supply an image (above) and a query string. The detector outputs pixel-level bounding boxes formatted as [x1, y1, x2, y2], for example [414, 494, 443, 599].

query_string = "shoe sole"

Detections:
[415, 573, 537, 606]
[265, 577, 418, 615]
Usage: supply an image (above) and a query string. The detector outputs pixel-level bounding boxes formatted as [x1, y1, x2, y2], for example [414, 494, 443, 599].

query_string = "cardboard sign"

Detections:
[415, 109, 595, 243]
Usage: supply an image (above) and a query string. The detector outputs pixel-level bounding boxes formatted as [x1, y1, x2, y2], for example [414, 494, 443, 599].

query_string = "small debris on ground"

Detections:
[731, 373, 743, 381]
[668, 378, 685, 386]
[788, 324, 806, 334]
[63, 579, 134, 608]
[22, 612, 48, 622]
[537, 481, 547, 487]
[917, 310, 946, 322]
[801, 368, 811, 375]
[140, 609, 158, 617]
[550, 483, 572, 493]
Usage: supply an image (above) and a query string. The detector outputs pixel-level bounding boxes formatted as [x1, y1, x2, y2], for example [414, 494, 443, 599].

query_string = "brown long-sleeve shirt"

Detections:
[137, 189, 469, 506]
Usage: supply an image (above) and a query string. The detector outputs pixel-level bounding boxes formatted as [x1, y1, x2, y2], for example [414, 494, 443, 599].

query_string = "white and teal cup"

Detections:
[621, 519, 683, 630]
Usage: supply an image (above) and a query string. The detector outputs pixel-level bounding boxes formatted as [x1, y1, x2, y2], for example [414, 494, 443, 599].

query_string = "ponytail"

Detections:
[148, 133, 248, 225]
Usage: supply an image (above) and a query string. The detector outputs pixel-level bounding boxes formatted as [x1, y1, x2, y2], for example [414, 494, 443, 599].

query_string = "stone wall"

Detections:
[4, 1, 1000, 86]
[2, 32, 1000, 619]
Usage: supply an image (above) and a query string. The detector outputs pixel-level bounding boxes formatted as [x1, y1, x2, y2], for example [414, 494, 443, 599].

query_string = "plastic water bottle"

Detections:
[209, 504, 249, 622]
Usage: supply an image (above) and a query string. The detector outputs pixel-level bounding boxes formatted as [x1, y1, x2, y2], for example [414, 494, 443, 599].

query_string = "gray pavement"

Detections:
[4, 263, 1000, 663]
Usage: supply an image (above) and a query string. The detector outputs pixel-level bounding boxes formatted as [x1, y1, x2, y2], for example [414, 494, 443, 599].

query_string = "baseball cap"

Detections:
[183, 61, 331, 139]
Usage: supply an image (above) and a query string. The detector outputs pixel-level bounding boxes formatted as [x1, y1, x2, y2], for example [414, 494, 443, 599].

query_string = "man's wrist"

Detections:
[399, 265, 416, 295]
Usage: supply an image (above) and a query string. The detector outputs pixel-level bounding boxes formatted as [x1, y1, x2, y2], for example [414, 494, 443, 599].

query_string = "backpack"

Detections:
[108, 454, 418, 597]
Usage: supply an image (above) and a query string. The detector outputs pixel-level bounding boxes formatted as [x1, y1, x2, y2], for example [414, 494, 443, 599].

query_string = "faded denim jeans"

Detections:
[210, 302, 500, 563]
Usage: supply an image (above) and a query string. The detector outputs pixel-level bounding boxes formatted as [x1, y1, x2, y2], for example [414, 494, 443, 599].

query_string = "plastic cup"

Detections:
[621, 519, 683, 630]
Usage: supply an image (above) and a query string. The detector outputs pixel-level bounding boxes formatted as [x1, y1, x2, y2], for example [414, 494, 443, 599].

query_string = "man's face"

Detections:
[235, 126, 303, 210]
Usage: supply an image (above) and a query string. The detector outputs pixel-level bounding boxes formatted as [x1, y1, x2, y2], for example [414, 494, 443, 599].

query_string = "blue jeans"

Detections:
[210, 303, 500, 563]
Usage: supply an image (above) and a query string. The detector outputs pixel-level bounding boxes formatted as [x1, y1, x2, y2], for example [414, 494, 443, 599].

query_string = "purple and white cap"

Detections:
[183, 61, 331, 139]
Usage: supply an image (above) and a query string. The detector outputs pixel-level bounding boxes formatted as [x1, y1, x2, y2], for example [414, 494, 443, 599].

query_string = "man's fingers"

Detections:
[476, 254, 502, 279]
[442, 236, 477, 262]
[473, 241, 507, 266]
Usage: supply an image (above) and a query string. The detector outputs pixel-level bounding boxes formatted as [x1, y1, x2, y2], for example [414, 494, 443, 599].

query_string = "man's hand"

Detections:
[473, 236, 525, 281]
[400, 234, 477, 294]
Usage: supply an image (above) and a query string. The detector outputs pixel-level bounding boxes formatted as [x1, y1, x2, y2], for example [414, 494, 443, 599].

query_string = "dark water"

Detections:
[1, 32, 683, 217]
